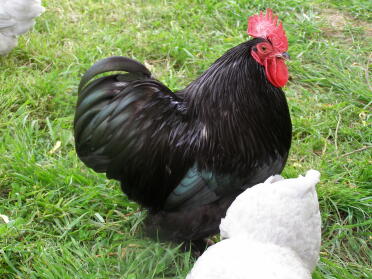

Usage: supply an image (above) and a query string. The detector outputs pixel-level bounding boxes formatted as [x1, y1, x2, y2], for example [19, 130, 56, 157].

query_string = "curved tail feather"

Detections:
[74, 56, 190, 209]
[78, 56, 151, 92]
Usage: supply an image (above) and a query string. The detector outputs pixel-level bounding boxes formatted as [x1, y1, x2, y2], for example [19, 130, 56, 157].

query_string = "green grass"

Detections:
[0, 0, 371, 278]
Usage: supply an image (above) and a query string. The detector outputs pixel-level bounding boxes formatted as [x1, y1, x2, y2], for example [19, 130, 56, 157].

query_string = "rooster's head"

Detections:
[247, 9, 289, 88]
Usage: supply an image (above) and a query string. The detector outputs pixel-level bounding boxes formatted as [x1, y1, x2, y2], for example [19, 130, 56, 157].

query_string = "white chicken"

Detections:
[187, 170, 321, 279]
[0, 0, 44, 55]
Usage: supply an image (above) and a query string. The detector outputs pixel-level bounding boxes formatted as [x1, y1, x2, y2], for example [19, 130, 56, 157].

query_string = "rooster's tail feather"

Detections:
[78, 56, 151, 93]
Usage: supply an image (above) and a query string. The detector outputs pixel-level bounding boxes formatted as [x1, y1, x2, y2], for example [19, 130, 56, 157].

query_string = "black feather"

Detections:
[74, 38, 292, 244]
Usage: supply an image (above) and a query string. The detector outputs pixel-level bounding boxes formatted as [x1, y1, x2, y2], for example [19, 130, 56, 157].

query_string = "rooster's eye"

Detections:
[261, 46, 267, 52]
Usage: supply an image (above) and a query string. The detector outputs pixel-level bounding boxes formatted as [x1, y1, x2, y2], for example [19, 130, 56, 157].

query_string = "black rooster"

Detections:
[74, 9, 292, 250]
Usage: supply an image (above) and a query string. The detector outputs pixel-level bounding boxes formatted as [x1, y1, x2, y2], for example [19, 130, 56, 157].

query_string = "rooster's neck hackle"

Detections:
[179, 38, 291, 175]
[184, 38, 285, 116]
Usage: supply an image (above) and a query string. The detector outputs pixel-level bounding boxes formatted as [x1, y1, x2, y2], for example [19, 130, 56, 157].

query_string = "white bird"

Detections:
[0, 0, 44, 55]
[187, 170, 321, 279]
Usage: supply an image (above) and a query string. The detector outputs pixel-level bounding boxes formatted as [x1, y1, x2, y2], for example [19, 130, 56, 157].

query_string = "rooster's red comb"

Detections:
[247, 9, 288, 52]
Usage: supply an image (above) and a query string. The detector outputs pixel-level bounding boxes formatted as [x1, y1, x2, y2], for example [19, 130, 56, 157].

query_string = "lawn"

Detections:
[0, 0, 371, 278]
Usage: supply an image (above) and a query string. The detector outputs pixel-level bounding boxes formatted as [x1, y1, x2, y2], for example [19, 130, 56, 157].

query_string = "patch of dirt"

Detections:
[320, 8, 372, 40]
[325, 10, 348, 29]
[0, 184, 11, 198]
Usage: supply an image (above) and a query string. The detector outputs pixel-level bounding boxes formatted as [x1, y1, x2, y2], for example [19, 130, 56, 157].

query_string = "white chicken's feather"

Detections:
[187, 170, 321, 279]
[187, 239, 311, 279]
[0, 0, 44, 55]
[0, 32, 17, 55]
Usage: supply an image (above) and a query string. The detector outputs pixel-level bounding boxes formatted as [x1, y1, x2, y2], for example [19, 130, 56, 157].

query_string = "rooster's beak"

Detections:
[277, 52, 290, 60]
